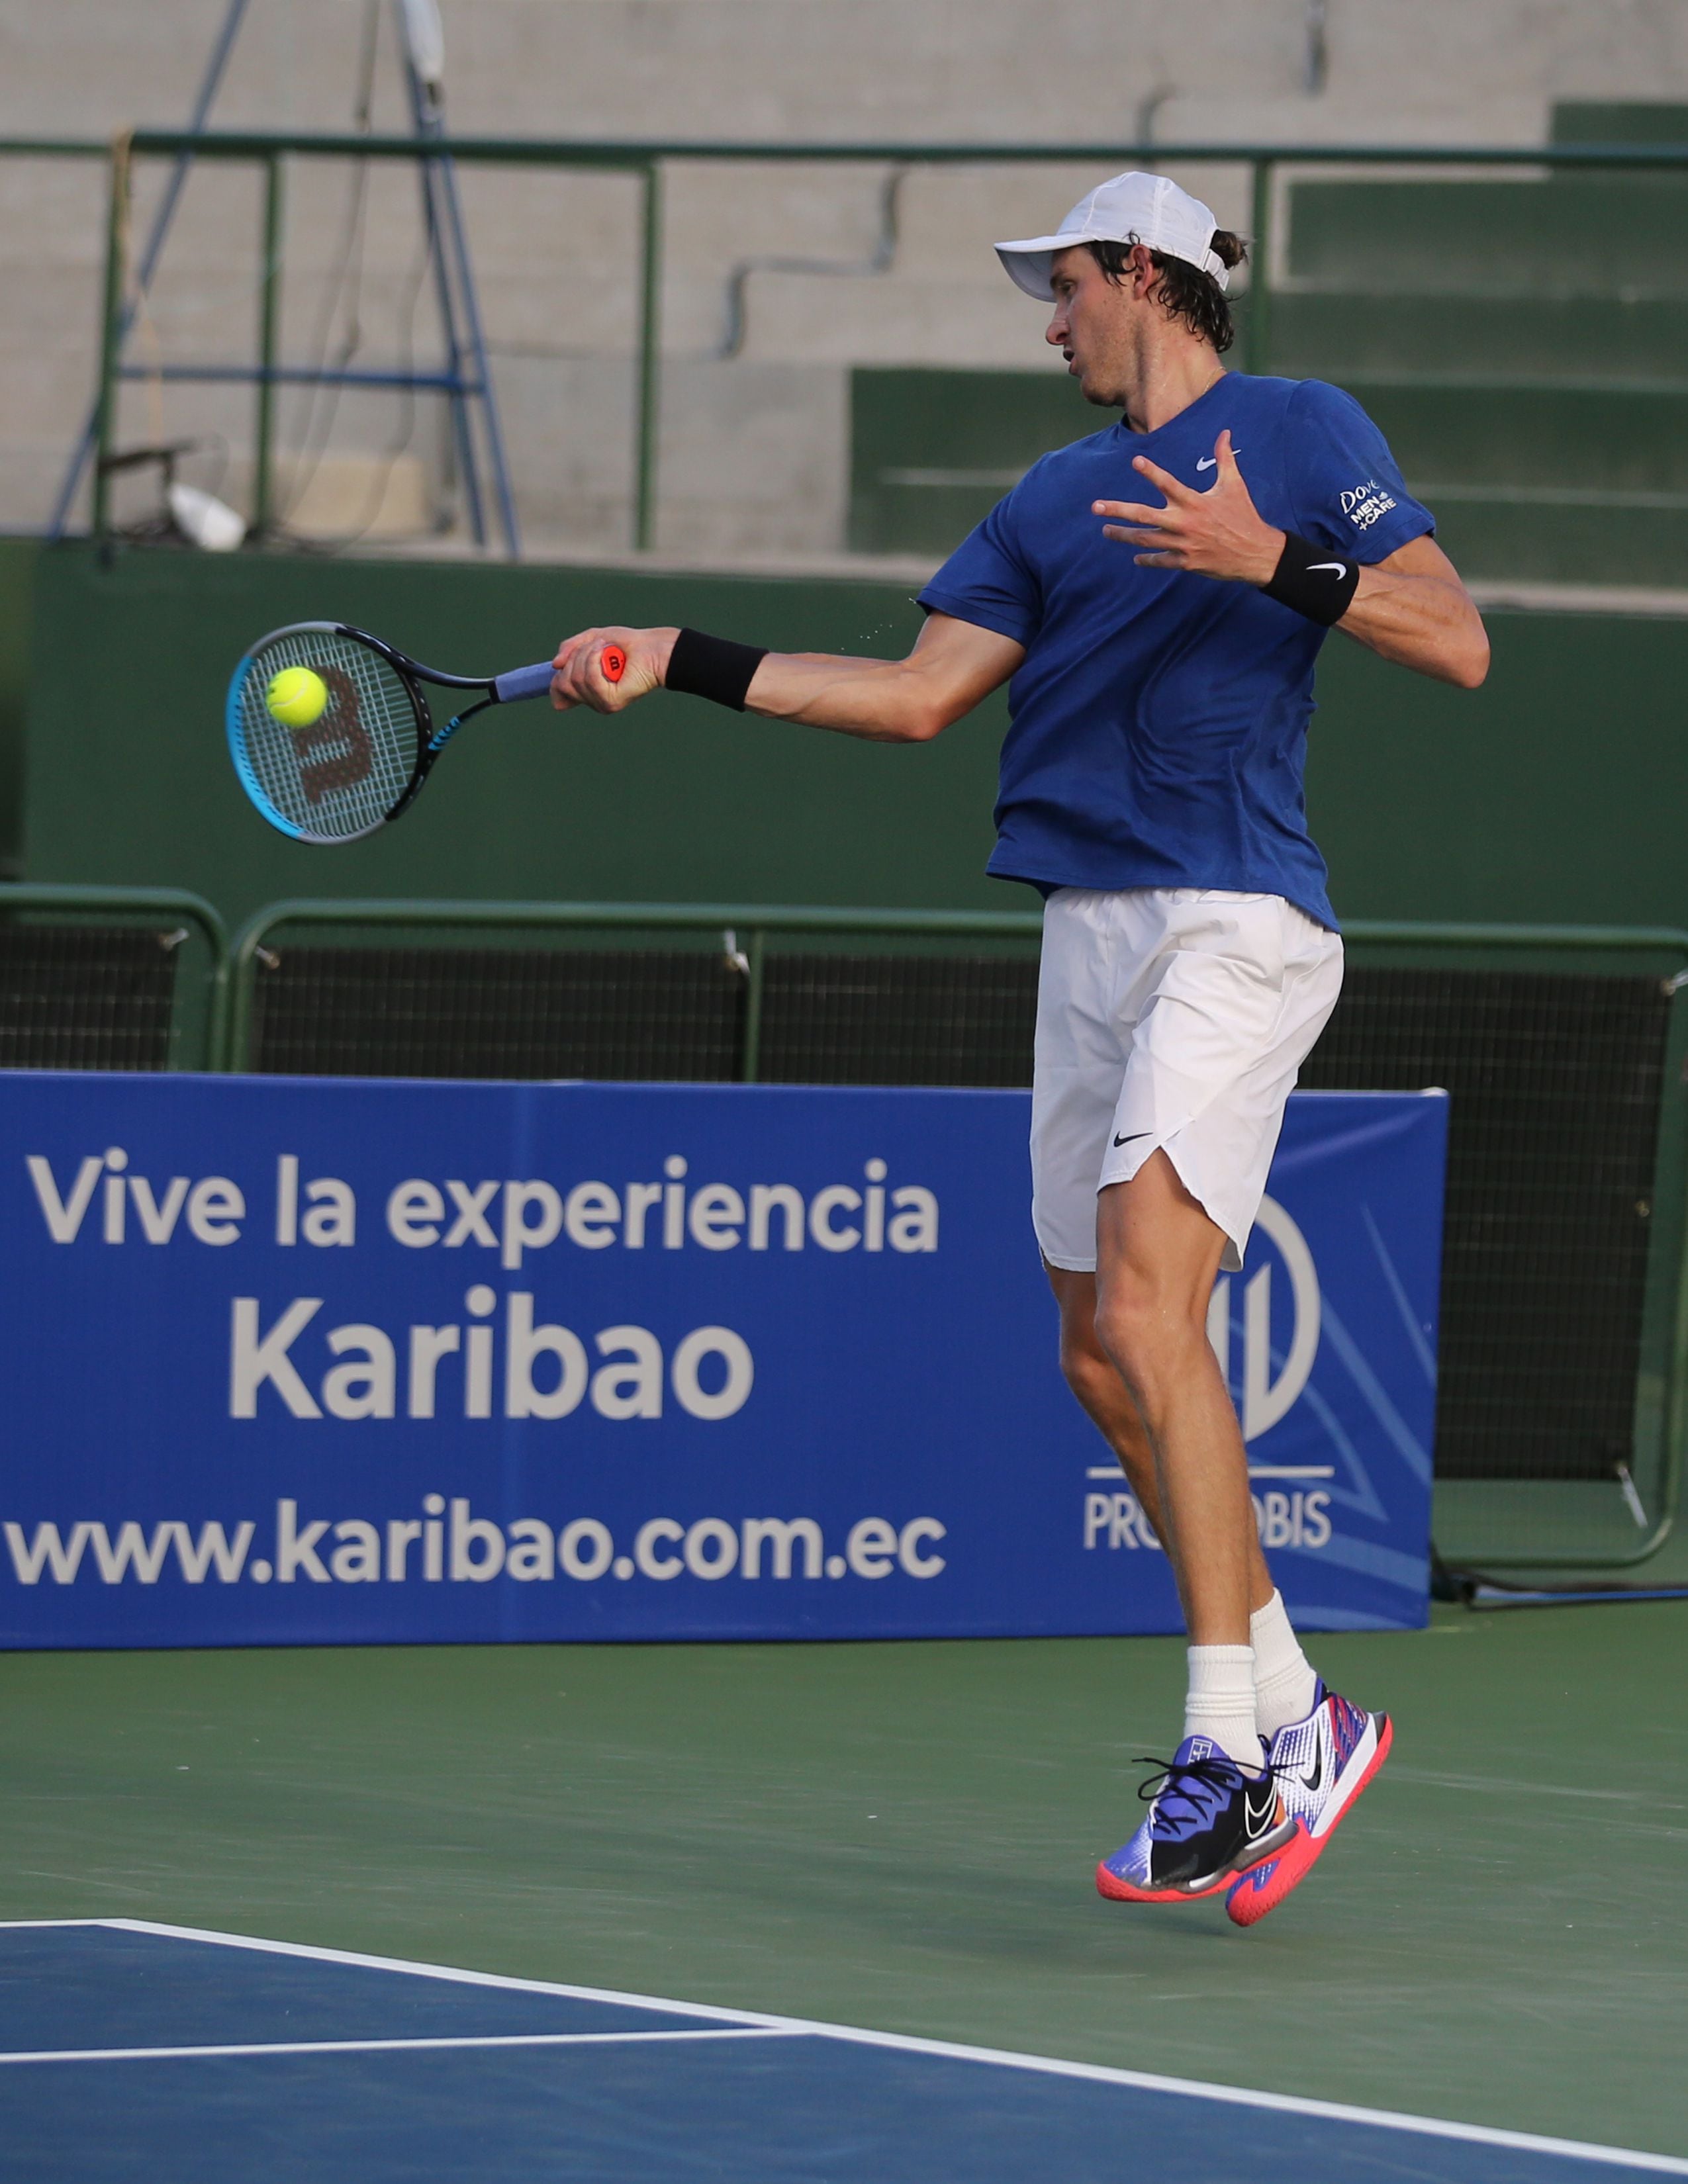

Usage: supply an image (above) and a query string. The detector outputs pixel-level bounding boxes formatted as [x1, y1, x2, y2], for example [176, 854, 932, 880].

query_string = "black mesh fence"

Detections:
[250, 944, 745, 1082]
[0, 925, 179, 1071]
[1301, 967, 1670, 1482]
[759, 953, 1038, 1087]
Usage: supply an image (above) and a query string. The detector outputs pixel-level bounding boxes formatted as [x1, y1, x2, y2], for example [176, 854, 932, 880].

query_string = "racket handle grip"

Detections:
[494, 660, 560, 704]
[494, 647, 627, 705]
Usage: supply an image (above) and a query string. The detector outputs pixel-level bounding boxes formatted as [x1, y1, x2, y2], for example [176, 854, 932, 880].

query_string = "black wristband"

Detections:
[1261, 533, 1361, 626]
[664, 627, 769, 711]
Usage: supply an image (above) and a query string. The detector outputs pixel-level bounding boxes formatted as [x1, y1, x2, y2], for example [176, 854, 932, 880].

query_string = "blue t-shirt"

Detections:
[917, 373, 1434, 929]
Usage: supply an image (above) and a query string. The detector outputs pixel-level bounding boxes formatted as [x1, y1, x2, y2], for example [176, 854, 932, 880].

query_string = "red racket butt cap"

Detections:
[601, 645, 626, 682]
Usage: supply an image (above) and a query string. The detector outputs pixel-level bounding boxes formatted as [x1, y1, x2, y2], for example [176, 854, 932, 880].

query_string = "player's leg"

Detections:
[1048, 1257, 1329, 1780]
[1045, 1261, 1158, 1529]
[1089, 897, 1388, 1922]
[1035, 899, 1274, 1883]
[1037, 890, 1372, 1911]
[1201, 917, 1392, 1924]
[1046, 1257, 1278, 1617]
[1091, 893, 1347, 1907]
[1091, 1152, 1261, 1651]
[1053, 1214, 1346, 1862]
[1035, 891, 1284, 1900]
[1090, 1150, 1305, 1901]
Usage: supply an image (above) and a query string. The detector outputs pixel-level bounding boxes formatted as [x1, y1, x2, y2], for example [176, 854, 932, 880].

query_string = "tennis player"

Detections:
[549, 171, 1488, 1927]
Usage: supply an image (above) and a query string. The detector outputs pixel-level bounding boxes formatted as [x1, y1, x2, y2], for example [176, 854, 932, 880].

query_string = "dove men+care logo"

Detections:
[1339, 478, 1399, 531]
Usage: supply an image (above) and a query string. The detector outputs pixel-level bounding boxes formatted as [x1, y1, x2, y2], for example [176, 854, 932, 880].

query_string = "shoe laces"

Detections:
[1132, 1751, 1284, 1837]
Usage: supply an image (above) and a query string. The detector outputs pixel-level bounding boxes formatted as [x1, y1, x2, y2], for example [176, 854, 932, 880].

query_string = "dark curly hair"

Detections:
[1086, 230, 1248, 353]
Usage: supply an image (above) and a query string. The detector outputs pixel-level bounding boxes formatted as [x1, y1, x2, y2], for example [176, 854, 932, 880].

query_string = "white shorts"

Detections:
[1031, 887, 1344, 1275]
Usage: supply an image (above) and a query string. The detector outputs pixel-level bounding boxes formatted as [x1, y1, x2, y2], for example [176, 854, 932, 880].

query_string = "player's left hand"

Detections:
[549, 625, 677, 713]
[1092, 430, 1285, 585]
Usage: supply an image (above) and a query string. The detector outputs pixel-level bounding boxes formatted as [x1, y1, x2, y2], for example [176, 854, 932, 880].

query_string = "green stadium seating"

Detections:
[850, 105, 1688, 584]
[848, 368, 1097, 555]
[1550, 102, 1688, 145]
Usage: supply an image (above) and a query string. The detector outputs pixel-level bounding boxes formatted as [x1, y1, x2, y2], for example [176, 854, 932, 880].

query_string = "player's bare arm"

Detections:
[1093, 429, 1490, 689]
[550, 611, 1023, 742]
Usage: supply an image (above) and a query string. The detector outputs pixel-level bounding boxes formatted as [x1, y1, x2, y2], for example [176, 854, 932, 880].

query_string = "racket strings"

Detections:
[233, 629, 420, 842]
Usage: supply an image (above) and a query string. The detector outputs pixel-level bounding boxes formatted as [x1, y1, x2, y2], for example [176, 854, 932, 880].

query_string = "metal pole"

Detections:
[91, 135, 132, 542]
[635, 159, 663, 551]
[417, 141, 487, 546]
[428, 144, 522, 557]
[1245, 157, 1272, 377]
[740, 927, 765, 1083]
[253, 151, 284, 537]
[398, 43, 488, 548]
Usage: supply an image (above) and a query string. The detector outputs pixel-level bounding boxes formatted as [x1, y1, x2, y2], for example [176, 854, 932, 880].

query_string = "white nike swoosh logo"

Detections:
[1309, 563, 1348, 574]
[1196, 454, 1235, 471]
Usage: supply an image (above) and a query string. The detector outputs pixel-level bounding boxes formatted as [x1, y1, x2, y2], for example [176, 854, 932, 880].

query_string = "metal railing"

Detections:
[224, 895, 1045, 1080]
[0, 882, 228, 1069]
[5, 130, 1687, 553]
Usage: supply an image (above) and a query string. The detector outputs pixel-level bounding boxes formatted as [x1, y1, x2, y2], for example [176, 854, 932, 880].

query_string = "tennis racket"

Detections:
[226, 621, 624, 844]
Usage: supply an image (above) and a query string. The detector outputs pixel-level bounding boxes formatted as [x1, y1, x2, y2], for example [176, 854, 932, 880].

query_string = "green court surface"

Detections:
[3, 1604, 1684, 2163]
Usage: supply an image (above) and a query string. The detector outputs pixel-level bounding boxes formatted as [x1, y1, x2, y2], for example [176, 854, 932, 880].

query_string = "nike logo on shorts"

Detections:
[1112, 1130, 1152, 1148]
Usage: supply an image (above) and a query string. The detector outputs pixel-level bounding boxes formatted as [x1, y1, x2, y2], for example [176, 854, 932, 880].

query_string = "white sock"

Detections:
[1250, 1590, 1320, 1739]
[1183, 1645, 1264, 1772]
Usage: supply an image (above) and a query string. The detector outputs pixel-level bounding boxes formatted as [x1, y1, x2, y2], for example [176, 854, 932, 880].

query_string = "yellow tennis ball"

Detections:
[265, 666, 329, 729]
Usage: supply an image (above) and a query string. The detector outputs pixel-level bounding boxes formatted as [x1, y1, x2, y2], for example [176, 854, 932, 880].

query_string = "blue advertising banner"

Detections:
[0, 1073, 1446, 1648]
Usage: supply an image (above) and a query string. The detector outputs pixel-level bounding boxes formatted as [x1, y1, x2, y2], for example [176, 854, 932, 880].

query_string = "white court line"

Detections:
[6, 1919, 1686, 2177]
[0, 1919, 113, 1931]
[0, 2027, 798, 2068]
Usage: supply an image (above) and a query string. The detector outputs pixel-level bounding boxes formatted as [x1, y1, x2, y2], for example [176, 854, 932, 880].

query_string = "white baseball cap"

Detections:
[996, 171, 1230, 298]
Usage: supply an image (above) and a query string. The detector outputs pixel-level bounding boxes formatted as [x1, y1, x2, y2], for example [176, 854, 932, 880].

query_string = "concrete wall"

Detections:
[3, 0, 1687, 555]
[22, 541, 1688, 939]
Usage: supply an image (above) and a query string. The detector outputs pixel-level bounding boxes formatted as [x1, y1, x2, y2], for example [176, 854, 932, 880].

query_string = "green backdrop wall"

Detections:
[18, 541, 1688, 934]
[0, 537, 36, 881]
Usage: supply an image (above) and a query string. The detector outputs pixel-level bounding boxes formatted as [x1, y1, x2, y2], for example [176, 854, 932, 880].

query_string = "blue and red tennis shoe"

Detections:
[1096, 1686, 1392, 1922]
[1095, 1736, 1297, 1904]
[1223, 1683, 1393, 1928]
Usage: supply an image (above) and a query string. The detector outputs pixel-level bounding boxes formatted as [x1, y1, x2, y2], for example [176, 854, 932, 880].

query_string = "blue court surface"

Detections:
[2, 1920, 1683, 2182]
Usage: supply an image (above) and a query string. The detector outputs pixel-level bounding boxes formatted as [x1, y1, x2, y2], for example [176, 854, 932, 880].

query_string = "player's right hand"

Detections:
[550, 626, 677, 712]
